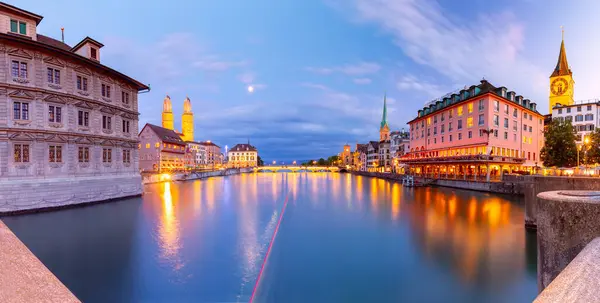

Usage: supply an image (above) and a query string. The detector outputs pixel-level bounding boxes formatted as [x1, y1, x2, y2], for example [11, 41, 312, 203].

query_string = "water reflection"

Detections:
[157, 182, 184, 274]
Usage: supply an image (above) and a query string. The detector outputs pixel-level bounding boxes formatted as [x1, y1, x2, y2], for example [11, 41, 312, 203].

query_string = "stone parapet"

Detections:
[0, 221, 79, 302]
[0, 174, 141, 214]
[536, 191, 600, 292]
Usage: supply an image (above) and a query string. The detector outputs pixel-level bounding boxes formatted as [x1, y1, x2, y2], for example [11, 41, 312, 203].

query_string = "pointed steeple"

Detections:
[551, 28, 572, 77]
[380, 93, 388, 129]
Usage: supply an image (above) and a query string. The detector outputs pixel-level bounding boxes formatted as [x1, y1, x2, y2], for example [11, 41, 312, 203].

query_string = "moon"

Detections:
[247, 85, 254, 93]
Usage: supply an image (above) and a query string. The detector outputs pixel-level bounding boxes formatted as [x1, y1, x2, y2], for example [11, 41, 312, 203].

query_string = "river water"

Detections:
[2, 173, 537, 302]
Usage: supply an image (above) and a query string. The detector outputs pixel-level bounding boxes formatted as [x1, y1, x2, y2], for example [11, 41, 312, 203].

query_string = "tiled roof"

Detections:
[368, 141, 380, 150]
[143, 123, 185, 145]
[198, 141, 220, 148]
[356, 144, 368, 154]
[230, 143, 257, 152]
[36, 34, 70, 51]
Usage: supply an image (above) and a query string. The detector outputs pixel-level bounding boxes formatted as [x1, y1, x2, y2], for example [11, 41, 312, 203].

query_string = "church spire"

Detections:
[551, 27, 572, 77]
[380, 93, 388, 129]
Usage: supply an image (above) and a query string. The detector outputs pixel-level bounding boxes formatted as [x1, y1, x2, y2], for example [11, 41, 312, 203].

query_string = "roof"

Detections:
[71, 36, 104, 52]
[142, 123, 185, 145]
[551, 39, 571, 77]
[0, 2, 43, 25]
[230, 143, 257, 152]
[356, 143, 368, 154]
[368, 141, 380, 150]
[36, 34, 70, 51]
[198, 141, 220, 148]
[380, 94, 388, 129]
[0, 32, 149, 91]
[409, 79, 541, 124]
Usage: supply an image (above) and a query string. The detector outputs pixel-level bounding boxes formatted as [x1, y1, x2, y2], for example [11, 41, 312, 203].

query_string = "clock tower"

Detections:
[549, 30, 574, 113]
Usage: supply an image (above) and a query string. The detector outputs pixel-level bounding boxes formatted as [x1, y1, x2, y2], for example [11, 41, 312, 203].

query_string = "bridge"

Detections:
[253, 165, 341, 173]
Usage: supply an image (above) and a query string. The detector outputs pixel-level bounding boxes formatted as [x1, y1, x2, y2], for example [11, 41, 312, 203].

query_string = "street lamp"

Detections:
[577, 137, 590, 171]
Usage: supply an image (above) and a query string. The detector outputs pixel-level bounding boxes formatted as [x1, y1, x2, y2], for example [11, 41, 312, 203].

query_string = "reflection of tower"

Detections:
[181, 96, 194, 142]
[549, 28, 574, 112]
[379, 94, 390, 142]
[162, 95, 174, 130]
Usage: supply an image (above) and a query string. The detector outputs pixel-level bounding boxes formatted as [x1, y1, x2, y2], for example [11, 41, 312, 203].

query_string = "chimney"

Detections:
[61, 27, 64, 43]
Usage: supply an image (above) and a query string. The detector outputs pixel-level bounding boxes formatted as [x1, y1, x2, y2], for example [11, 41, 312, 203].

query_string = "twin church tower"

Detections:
[162, 95, 194, 142]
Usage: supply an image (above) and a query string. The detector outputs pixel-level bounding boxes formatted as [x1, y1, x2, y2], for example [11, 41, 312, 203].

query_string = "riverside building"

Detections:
[0, 3, 149, 212]
[400, 79, 544, 180]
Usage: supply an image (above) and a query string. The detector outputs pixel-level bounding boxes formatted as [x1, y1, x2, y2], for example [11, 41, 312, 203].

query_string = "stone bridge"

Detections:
[254, 165, 340, 173]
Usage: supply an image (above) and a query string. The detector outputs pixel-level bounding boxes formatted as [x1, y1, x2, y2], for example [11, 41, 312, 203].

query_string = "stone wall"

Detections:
[523, 176, 600, 228]
[0, 173, 141, 214]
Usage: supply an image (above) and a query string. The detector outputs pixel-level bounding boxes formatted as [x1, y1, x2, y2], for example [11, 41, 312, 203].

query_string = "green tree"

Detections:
[257, 156, 264, 167]
[540, 119, 577, 167]
[327, 155, 340, 165]
[317, 158, 326, 166]
[587, 128, 600, 164]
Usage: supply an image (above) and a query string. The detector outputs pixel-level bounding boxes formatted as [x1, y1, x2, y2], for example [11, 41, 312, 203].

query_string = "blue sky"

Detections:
[19, 0, 600, 161]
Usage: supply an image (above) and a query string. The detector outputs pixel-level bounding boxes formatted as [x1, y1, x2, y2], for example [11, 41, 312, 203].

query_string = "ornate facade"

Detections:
[0, 3, 148, 212]
[227, 143, 258, 168]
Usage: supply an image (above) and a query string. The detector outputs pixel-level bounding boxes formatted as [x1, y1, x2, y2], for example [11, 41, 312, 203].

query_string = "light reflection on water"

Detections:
[2, 173, 537, 303]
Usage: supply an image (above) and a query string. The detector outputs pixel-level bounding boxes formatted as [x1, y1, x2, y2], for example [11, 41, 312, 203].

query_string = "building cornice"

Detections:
[0, 128, 139, 146]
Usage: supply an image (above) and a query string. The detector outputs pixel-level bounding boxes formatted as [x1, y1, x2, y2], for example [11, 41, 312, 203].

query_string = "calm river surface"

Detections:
[3, 173, 537, 302]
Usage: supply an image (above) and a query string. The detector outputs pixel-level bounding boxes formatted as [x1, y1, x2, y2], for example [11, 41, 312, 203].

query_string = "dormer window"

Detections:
[10, 20, 26, 35]
[91, 48, 97, 60]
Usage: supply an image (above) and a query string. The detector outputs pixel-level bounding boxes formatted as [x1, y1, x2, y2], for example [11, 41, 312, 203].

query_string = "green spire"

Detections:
[380, 93, 388, 129]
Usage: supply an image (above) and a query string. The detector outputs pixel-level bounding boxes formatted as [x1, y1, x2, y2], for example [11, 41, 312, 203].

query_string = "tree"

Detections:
[587, 128, 600, 164]
[257, 156, 264, 167]
[540, 119, 577, 167]
[327, 155, 340, 166]
[317, 158, 326, 166]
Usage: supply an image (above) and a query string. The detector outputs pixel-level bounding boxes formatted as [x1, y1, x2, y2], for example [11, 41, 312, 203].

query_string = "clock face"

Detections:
[551, 78, 569, 96]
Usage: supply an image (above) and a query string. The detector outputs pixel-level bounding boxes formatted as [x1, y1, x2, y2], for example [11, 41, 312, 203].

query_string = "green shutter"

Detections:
[10, 20, 17, 33]
[19, 22, 26, 35]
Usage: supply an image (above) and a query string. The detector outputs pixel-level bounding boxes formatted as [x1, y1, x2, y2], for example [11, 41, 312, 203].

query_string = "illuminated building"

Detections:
[139, 124, 186, 172]
[378, 94, 391, 172]
[161, 95, 194, 142]
[352, 143, 368, 171]
[340, 144, 352, 167]
[549, 30, 574, 113]
[401, 79, 545, 180]
[228, 142, 258, 168]
[0, 3, 148, 211]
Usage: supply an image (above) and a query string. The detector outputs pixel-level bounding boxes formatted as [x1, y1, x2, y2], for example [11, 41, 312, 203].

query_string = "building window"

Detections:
[493, 129, 498, 138]
[458, 133, 462, 140]
[441, 124, 445, 134]
[10, 20, 27, 35]
[493, 100, 499, 112]
[122, 120, 130, 133]
[565, 116, 573, 122]
[48, 105, 62, 123]
[575, 115, 583, 122]
[49, 145, 62, 162]
[513, 108, 518, 118]
[123, 150, 131, 164]
[433, 126, 437, 135]
[449, 109, 453, 118]
[529, 115, 532, 121]
[122, 92, 130, 105]
[558, 109, 563, 114]
[102, 148, 112, 163]
[468, 103, 473, 114]
[448, 122, 453, 132]
[46, 67, 61, 84]
[523, 124, 528, 131]
[504, 104, 509, 114]
[78, 110, 89, 127]
[467, 117, 473, 128]
[441, 113, 445, 122]
[91, 48, 98, 60]
[585, 114, 594, 121]
[478, 114, 484, 126]
[567, 107, 571, 113]
[13, 102, 29, 120]
[468, 131, 472, 138]
[101, 84, 111, 98]
[77, 76, 88, 91]
[504, 118, 509, 128]
[449, 135, 453, 142]
[457, 120, 463, 130]
[145, 143, 150, 149]
[493, 115, 499, 126]
[504, 132, 508, 140]
[78, 147, 90, 163]
[441, 136, 444, 143]
[13, 144, 29, 163]
[513, 120, 517, 131]
[457, 106, 463, 116]
[577, 106, 582, 112]
[478, 99, 484, 111]
[529, 126, 533, 133]
[479, 130, 484, 137]
[102, 116, 112, 130]
[434, 115, 437, 124]
[11, 60, 27, 79]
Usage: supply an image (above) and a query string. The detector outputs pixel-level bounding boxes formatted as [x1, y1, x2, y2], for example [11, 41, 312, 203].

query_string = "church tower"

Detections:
[162, 95, 174, 130]
[181, 96, 194, 142]
[549, 29, 574, 113]
[379, 94, 390, 142]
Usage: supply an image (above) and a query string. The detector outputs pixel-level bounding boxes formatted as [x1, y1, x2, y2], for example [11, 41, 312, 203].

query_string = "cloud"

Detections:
[301, 82, 331, 91]
[353, 78, 372, 85]
[396, 74, 445, 98]
[340, 0, 547, 107]
[305, 62, 381, 76]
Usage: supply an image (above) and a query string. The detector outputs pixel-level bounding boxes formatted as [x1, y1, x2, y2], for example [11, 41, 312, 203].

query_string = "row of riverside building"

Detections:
[138, 95, 259, 172]
[0, 3, 259, 212]
[342, 33, 584, 181]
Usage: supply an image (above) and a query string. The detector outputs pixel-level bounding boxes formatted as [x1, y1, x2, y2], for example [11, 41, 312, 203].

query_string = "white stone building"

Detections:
[228, 143, 258, 168]
[552, 101, 599, 144]
[0, 3, 148, 212]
